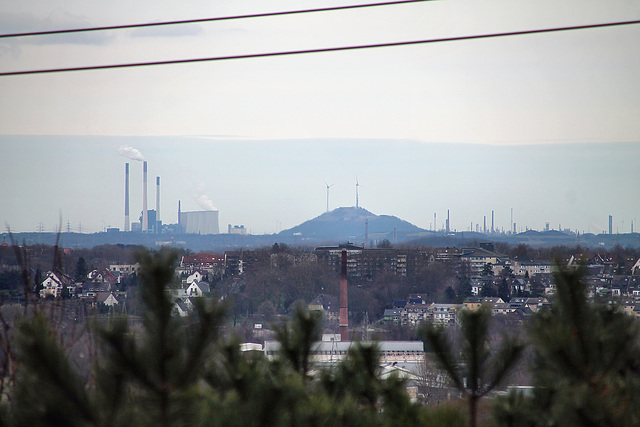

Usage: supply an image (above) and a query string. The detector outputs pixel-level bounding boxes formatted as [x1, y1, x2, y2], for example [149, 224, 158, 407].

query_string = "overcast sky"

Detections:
[0, 0, 639, 236]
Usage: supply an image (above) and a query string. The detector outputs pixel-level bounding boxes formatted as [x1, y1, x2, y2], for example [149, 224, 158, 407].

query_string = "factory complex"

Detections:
[121, 161, 229, 236]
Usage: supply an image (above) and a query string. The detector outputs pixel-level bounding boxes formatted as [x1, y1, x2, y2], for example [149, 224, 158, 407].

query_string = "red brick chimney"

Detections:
[339, 248, 349, 341]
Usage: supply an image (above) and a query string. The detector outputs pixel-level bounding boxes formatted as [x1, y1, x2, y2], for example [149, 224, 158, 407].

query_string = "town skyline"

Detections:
[1, 136, 638, 237]
[1, 0, 639, 238]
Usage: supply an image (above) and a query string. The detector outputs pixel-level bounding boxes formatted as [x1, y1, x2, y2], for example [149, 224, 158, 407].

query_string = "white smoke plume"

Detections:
[193, 183, 217, 211]
[118, 146, 144, 161]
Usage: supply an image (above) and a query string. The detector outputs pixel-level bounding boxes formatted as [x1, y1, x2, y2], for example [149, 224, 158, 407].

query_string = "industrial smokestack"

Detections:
[491, 210, 495, 233]
[609, 215, 613, 235]
[124, 163, 130, 232]
[142, 161, 148, 232]
[510, 208, 513, 235]
[156, 176, 161, 233]
[339, 249, 349, 341]
[446, 209, 450, 234]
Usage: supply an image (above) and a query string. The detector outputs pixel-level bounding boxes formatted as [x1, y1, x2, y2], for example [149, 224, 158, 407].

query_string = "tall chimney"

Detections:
[446, 209, 450, 234]
[124, 163, 130, 232]
[142, 161, 148, 231]
[339, 249, 349, 341]
[510, 208, 513, 235]
[491, 210, 495, 233]
[156, 176, 161, 233]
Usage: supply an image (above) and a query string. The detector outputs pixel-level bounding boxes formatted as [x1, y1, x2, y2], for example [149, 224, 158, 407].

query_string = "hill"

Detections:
[277, 207, 424, 242]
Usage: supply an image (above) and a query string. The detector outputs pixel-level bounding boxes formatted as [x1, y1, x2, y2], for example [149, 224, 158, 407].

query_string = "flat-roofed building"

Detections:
[179, 210, 219, 234]
[264, 340, 425, 372]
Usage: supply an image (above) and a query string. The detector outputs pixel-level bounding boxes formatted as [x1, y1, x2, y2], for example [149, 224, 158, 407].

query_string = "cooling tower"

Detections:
[178, 210, 220, 235]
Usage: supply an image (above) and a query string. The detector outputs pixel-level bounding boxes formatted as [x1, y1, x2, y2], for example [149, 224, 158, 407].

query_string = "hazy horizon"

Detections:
[1, 0, 638, 236]
[1, 135, 638, 236]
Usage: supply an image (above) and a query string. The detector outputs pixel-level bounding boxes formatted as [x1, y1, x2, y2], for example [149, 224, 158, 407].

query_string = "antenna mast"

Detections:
[355, 177, 360, 208]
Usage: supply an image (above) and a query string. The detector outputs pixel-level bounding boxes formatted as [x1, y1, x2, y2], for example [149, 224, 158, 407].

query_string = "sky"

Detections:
[0, 0, 639, 236]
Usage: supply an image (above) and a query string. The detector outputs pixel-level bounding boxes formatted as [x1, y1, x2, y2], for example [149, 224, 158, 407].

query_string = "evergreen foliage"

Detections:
[493, 266, 640, 426]
[420, 305, 524, 427]
[13, 248, 639, 426]
[12, 312, 96, 426]
[4, 248, 464, 426]
[94, 249, 226, 426]
[273, 304, 323, 378]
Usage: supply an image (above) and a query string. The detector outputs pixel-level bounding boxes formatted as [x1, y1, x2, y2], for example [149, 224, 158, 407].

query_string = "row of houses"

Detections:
[39, 271, 121, 307]
[136, 244, 640, 288]
[167, 270, 213, 317]
[174, 244, 535, 283]
[383, 296, 550, 326]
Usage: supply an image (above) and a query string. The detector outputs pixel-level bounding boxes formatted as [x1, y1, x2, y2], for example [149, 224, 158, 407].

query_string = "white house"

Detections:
[40, 271, 72, 299]
[185, 280, 211, 297]
[186, 271, 204, 284]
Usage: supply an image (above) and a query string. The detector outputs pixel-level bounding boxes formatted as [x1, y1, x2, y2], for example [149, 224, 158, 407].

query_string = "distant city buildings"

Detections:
[228, 224, 247, 235]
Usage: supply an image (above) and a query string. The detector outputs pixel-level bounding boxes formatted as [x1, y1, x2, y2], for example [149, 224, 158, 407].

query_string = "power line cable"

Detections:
[1, 19, 638, 77]
[0, 0, 436, 39]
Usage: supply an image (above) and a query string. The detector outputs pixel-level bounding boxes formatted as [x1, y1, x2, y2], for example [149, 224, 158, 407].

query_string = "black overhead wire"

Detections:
[1, 19, 639, 77]
[0, 0, 436, 39]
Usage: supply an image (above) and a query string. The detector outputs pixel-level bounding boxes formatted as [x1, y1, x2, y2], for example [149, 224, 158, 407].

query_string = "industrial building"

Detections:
[122, 161, 220, 235]
[263, 340, 425, 373]
[179, 210, 219, 235]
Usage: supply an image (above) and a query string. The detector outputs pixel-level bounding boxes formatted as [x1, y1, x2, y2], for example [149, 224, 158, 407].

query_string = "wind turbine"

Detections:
[325, 181, 334, 212]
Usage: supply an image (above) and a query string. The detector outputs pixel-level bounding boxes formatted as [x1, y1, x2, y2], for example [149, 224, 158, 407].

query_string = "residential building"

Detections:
[39, 271, 73, 299]
[109, 263, 141, 275]
[308, 294, 339, 321]
[185, 280, 211, 297]
[459, 244, 509, 278]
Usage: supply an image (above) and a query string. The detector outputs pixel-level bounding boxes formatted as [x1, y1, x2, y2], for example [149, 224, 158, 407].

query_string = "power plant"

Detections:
[121, 161, 219, 235]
